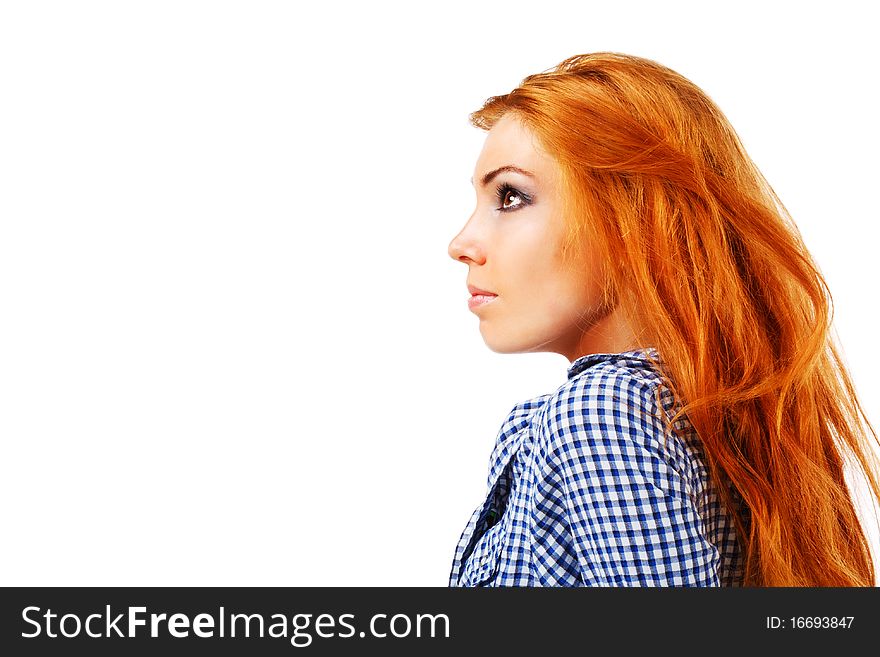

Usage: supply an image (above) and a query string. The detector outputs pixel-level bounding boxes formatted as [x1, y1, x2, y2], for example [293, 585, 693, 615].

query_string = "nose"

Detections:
[448, 221, 485, 265]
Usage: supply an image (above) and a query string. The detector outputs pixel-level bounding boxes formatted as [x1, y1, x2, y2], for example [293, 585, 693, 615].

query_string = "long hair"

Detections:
[469, 52, 880, 586]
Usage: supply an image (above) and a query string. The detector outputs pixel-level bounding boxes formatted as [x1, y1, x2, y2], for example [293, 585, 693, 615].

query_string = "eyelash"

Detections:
[494, 182, 532, 213]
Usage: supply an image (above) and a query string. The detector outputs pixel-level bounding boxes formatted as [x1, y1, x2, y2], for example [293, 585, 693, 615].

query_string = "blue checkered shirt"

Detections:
[449, 348, 746, 586]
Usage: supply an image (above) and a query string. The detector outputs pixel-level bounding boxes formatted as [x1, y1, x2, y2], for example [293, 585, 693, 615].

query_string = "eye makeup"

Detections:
[494, 181, 533, 213]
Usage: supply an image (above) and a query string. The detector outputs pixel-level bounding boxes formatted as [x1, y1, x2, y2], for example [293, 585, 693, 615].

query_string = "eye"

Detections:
[494, 182, 532, 213]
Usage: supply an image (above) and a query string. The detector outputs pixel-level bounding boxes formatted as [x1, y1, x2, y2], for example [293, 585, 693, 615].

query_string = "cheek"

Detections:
[510, 271, 576, 328]
[538, 267, 601, 321]
[501, 223, 599, 314]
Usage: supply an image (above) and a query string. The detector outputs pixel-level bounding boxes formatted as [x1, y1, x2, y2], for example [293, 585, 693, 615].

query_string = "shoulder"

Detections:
[485, 393, 554, 485]
[539, 354, 664, 439]
[501, 394, 553, 433]
[493, 392, 553, 449]
[534, 355, 687, 492]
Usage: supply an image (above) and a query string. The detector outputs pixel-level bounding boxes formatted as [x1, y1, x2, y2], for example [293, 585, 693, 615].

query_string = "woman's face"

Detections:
[448, 113, 638, 361]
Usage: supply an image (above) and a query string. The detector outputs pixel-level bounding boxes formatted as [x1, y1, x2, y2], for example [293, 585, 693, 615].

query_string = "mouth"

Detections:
[467, 284, 497, 297]
[467, 293, 497, 311]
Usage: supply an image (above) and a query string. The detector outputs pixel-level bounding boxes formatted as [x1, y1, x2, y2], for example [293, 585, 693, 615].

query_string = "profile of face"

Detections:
[447, 113, 639, 362]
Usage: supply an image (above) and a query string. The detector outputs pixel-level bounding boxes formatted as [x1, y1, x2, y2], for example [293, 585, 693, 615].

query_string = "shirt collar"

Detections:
[566, 346, 661, 380]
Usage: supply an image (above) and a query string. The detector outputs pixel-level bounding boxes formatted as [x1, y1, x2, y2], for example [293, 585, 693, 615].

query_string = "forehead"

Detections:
[474, 114, 555, 181]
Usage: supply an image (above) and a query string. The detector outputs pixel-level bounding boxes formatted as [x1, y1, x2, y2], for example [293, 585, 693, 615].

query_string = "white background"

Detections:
[1, 1, 877, 585]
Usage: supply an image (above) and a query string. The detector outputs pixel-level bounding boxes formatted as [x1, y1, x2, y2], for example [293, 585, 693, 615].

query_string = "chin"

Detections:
[480, 328, 541, 355]
[479, 330, 513, 354]
[484, 342, 518, 355]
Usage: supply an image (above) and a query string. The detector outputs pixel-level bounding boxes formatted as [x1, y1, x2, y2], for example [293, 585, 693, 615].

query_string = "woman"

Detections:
[447, 52, 880, 587]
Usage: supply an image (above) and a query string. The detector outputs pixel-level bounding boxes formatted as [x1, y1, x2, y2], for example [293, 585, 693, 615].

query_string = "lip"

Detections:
[468, 294, 497, 311]
[467, 284, 496, 297]
[467, 283, 498, 312]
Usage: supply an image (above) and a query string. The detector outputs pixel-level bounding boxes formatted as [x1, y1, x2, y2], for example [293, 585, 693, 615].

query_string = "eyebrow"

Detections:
[471, 165, 535, 188]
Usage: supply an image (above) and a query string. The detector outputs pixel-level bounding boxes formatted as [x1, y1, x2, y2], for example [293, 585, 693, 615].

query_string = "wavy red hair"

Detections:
[469, 52, 880, 586]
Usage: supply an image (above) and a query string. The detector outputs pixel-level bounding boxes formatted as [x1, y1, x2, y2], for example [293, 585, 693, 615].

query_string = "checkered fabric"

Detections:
[448, 348, 746, 587]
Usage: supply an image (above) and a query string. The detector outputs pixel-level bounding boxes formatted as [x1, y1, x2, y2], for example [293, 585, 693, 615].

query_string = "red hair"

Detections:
[470, 52, 880, 586]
